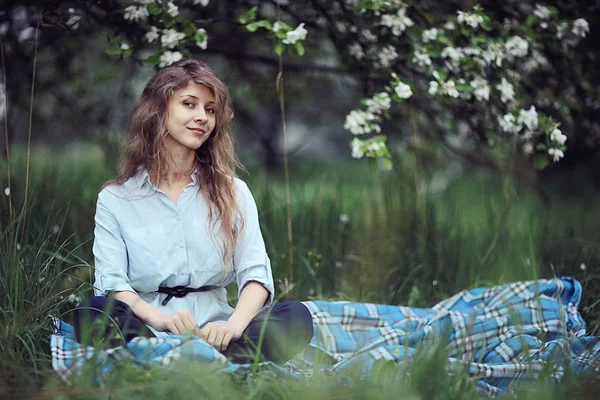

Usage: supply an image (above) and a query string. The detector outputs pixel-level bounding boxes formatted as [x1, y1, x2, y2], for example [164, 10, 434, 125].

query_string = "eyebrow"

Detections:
[179, 94, 215, 104]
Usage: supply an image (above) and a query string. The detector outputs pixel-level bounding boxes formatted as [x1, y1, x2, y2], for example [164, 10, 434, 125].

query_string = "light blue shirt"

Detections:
[92, 169, 275, 336]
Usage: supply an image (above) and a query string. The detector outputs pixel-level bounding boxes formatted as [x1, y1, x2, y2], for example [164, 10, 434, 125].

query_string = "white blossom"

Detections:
[193, 0, 210, 6]
[533, 5, 551, 19]
[196, 28, 208, 49]
[444, 21, 456, 30]
[441, 46, 463, 71]
[350, 138, 365, 159]
[377, 45, 398, 67]
[361, 29, 377, 42]
[283, 23, 308, 44]
[550, 128, 567, 145]
[457, 11, 484, 28]
[412, 48, 432, 67]
[394, 81, 412, 99]
[482, 42, 504, 67]
[548, 148, 564, 162]
[146, 26, 160, 43]
[443, 80, 459, 98]
[366, 141, 385, 156]
[470, 77, 490, 101]
[365, 92, 391, 114]
[556, 22, 568, 39]
[161, 29, 186, 49]
[461, 47, 481, 57]
[522, 142, 534, 155]
[505, 36, 529, 59]
[120, 43, 130, 51]
[52, 224, 60, 235]
[498, 113, 520, 134]
[522, 130, 534, 141]
[580, 263, 586, 271]
[348, 42, 365, 60]
[522, 50, 548, 73]
[339, 214, 351, 224]
[159, 50, 183, 67]
[518, 106, 539, 131]
[422, 28, 439, 43]
[166, 2, 179, 17]
[123, 5, 149, 22]
[380, 8, 414, 36]
[572, 18, 590, 38]
[3, 187, 9, 196]
[66, 15, 81, 30]
[344, 110, 380, 135]
[428, 81, 439, 96]
[496, 78, 515, 103]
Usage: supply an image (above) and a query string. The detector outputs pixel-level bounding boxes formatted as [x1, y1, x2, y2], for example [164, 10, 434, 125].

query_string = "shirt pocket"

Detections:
[122, 224, 168, 281]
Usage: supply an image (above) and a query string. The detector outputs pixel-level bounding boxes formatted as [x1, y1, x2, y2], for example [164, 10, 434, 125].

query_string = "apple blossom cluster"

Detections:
[115, 0, 217, 67]
[498, 105, 567, 161]
[343, 75, 412, 163]
[282, 23, 308, 44]
[339, 2, 591, 168]
[380, 8, 414, 36]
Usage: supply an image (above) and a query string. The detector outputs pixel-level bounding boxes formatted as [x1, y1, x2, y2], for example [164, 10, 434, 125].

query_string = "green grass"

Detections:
[1, 144, 599, 398]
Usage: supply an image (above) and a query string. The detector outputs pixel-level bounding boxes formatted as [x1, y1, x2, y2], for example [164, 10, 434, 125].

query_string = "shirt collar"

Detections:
[136, 167, 199, 189]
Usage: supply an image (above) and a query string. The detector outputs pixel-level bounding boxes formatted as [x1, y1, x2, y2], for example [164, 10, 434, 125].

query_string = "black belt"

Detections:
[156, 285, 221, 306]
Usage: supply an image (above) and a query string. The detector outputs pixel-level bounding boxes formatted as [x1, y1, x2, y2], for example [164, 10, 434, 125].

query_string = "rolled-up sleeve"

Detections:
[92, 190, 135, 296]
[234, 181, 275, 306]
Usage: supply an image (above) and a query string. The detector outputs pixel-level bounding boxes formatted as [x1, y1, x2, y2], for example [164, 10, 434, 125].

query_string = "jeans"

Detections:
[73, 296, 314, 365]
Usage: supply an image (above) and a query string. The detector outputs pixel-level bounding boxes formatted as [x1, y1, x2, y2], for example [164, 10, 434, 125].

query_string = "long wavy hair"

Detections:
[105, 59, 244, 271]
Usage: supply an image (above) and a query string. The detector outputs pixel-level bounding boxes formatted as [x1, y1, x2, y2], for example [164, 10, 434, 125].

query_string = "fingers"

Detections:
[198, 323, 235, 352]
[167, 322, 180, 335]
[220, 331, 234, 352]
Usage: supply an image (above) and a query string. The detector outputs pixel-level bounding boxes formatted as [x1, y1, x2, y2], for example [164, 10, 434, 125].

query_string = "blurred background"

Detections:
[0, 0, 599, 391]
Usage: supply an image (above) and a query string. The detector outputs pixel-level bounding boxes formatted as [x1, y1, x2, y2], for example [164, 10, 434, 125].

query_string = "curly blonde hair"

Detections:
[105, 59, 244, 271]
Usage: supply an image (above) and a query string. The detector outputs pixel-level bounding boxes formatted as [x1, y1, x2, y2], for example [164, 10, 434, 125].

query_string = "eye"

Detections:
[206, 108, 216, 114]
[183, 101, 195, 108]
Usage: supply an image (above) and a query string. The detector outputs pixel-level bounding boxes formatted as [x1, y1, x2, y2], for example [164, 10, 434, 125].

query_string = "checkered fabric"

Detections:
[50, 277, 600, 396]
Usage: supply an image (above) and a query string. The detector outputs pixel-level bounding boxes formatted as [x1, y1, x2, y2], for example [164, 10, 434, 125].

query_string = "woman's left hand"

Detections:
[199, 322, 244, 352]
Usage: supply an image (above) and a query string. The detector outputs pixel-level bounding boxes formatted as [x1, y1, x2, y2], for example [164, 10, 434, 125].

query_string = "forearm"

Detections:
[226, 281, 269, 335]
[113, 290, 162, 326]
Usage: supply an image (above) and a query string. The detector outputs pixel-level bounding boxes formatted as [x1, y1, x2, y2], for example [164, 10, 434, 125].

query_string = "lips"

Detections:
[188, 127, 206, 135]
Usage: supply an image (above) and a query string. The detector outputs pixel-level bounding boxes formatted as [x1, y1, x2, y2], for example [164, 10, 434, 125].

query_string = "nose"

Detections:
[194, 108, 208, 123]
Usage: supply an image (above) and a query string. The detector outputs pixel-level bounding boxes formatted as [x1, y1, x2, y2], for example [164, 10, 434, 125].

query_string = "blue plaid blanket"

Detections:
[50, 277, 600, 396]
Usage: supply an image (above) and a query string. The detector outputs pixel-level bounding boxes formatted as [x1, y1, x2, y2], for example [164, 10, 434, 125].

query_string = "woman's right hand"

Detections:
[149, 309, 201, 335]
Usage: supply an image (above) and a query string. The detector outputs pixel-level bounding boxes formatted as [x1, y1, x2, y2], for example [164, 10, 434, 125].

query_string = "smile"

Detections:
[188, 128, 206, 135]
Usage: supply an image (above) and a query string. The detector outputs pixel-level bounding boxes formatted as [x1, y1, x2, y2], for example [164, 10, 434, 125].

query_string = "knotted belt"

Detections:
[156, 285, 221, 306]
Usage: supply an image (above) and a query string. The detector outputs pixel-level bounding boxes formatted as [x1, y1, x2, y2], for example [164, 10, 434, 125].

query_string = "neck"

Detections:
[163, 148, 197, 188]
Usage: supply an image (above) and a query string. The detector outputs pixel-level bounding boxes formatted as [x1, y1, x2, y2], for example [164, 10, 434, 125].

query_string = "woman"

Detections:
[73, 59, 313, 365]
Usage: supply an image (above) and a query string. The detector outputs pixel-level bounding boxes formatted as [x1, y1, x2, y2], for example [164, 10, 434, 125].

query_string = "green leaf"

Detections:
[105, 47, 121, 56]
[533, 154, 550, 170]
[368, 158, 378, 172]
[295, 41, 305, 56]
[147, 3, 162, 15]
[246, 20, 272, 32]
[480, 16, 492, 32]
[535, 143, 547, 151]
[274, 41, 284, 55]
[238, 6, 257, 24]
[146, 54, 161, 65]
[380, 157, 393, 171]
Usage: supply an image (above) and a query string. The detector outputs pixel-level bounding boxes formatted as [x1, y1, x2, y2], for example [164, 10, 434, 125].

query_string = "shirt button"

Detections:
[179, 243, 184, 248]
[176, 216, 180, 221]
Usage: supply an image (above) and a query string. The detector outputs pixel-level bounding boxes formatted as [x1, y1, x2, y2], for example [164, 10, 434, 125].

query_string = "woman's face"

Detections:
[164, 81, 216, 154]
